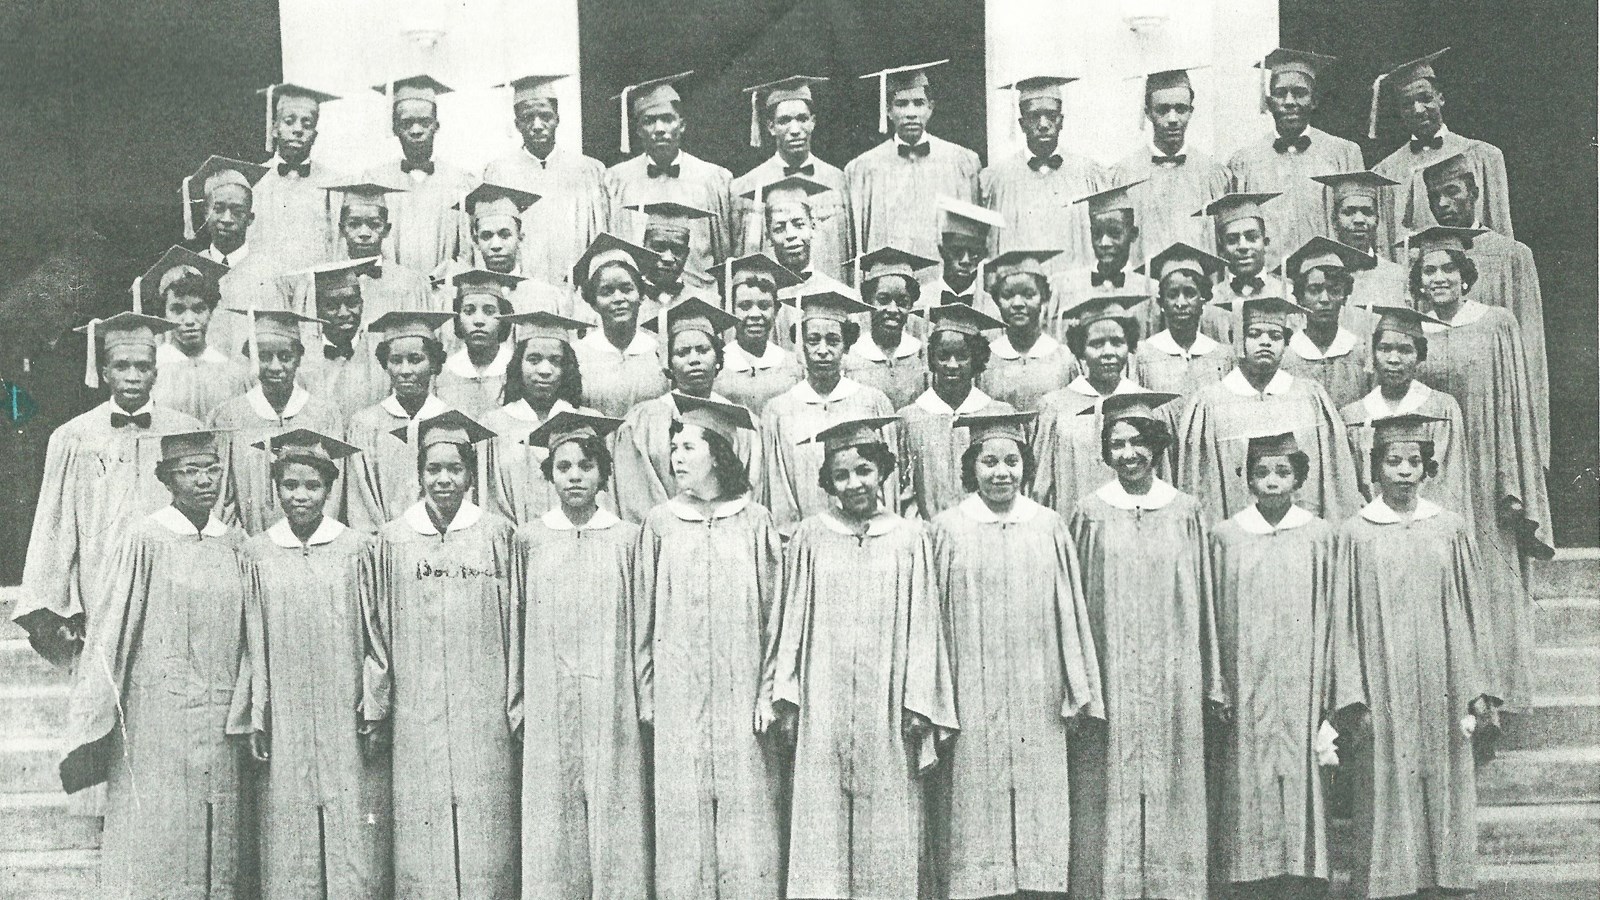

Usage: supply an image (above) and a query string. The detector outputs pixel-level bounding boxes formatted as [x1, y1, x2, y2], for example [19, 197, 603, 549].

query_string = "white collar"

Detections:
[893, 134, 929, 151]
[1410, 124, 1454, 146]
[205, 243, 250, 264]
[540, 506, 622, 531]
[499, 397, 573, 423]
[725, 340, 789, 372]
[1359, 381, 1432, 418]
[1359, 497, 1443, 523]
[914, 386, 992, 415]
[792, 377, 861, 405]
[444, 342, 513, 378]
[1066, 375, 1140, 397]
[991, 331, 1059, 360]
[1422, 300, 1487, 332]
[818, 510, 904, 536]
[666, 493, 751, 521]
[380, 393, 450, 420]
[246, 383, 310, 421]
[110, 399, 155, 418]
[266, 516, 346, 548]
[403, 499, 485, 535]
[1146, 329, 1220, 357]
[851, 333, 921, 362]
[1233, 503, 1316, 534]
[1149, 140, 1189, 159]
[958, 493, 1042, 524]
[1221, 367, 1294, 397]
[578, 328, 657, 358]
[523, 144, 557, 165]
[1289, 328, 1360, 360]
[1095, 477, 1179, 510]
[149, 505, 229, 538]
[157, 342, 229, 365]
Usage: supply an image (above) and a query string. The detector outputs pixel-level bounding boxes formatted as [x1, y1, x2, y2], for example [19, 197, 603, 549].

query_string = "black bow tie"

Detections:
[111, 411, 151, 429]
[324, 343, 354, 361]
[1028, 154, 1063, 172]
[1152, 153, 1186, 167]
[647, 162, 681, 179]
[1410, 134, 1445, 152]
[277, 160, 311, 177]
[400, 159, 435, 175]
[363, 264, 382, 279]
[1273, 134, 1311, 154]
[897, 141, 931, 160]
[783, 162, 815, 176]
[941, 290, 973, 307]
[1231, 276, 1265, 296]
[1090, 270, 1125, 288]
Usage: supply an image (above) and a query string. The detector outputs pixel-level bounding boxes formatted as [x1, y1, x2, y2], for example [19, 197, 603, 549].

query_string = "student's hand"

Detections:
[903, 711, 932, 746]
[249, 730, 271, 764]
[1498, 495, 1525, 527]
[1206, 699, 1233, 727]
[357, 719, 389, 762]
[770, 701, 799, 753]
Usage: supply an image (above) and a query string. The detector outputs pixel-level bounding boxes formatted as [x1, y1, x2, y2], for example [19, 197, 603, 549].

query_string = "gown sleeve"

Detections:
[226, 556, 269, 737]
[633, 518, 660, 727]
[903, 527, 958, 770]
[15, 432, 85, 650]
[497, 524, 522, 736]
[357, 537, 392, 724]
[1052, 516, 1105, 720]
[753, 511, 786, 723]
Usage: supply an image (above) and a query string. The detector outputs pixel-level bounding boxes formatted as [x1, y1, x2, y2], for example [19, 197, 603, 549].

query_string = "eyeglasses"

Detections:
[172, 464, 223, 479]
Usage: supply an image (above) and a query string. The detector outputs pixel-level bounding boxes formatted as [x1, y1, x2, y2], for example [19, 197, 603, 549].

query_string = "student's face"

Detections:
[995, 274, 1044, 332]
[1090, 211, 1137, 266]
[668, 423, 715, 488]
[1377, 440, 1428, 489]
[1418, 250, 1466, 307]
[205, 185, 254, 246]
[1428, 177, 1476, 228]
[1266, 71, 1316, 133]
[166, 452, 222, 512]
[973, 437, 1024, 506]
[1298, 268, 1347, 328]
[340, 204, 391, 257]
[1248, 453, 1298, 502]
[1105, 420, 1154, 481]
[1372, 331, 1422, 389]
[457, 295, 504, 352]
[1146, 86, 1193, 145]
[1018, 99, 1062, 154]
[272, 97, 319, 162]
[731, 285, 778, 346]
[589, 265, 643, 327]
[643, 230, 691, 285]
[866, 276, 915, 335]
[638, 106, 684, 156]
[766, 201, 813, 271]
[473, 216, 521, 273]
[801, 319, 847, 376]
[254, 336, 303, 393]
[163, 292, 213, 352]
[1397, 78, 1444, 138]
[421, 442, 470, 511]
[519, 338, 567, 405]
[1242, 321, 1288, 372]
[668, 329, 719, 395]
[827, 447, 883, 518]
[1333, 196, 1379, 251]
[384, 336, 435, 399]
[940, 234, 986, 281]
[767, 99, 815, 158]
[929, 331, 975, 389]
[888, 89, 931, 143]
[515, 99, 560, 156]
[1221, 218, 1267, 275]
[317, 289, 362, 343]
[1158, 273, 1205, 330]
[549, 439, 603, 510]
[1082, 319, 1129, 382]
[393, 100, 439, 160]
[102, 344, 157, 407]
[275, 461, 330, 529]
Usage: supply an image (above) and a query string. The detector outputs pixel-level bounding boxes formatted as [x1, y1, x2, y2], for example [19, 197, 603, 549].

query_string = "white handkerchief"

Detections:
[1315, 719, 1340, 767]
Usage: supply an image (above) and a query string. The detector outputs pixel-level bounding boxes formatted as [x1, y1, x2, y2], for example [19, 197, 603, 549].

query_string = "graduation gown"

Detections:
[844, 135, 982, 261]
[208, 384, 346, 534]
[435, 342, 512, 420]
[251, 159, 340, 270]
[1415, 301, 1554, 706]
[980, 149, 1103, 273]
[1332, 499, 1493, 898]
[1207, 504, 1339, 885]
[1460, 229, 1549, 457]
[231, 519, 390, 900]
[481, 398, 597, 526]
[733, 153, 851, 282]
[719, 341, 801, 413]
[896, 387, 1014, 520]
[1175, 368, 1363, 523]
[363, 159, 476, 273]
[758, 377, 896, 535]
[979, 331, 1079, 412]
[1108, 145, 1232, 260]
[297, 331, 391, 428]
[843, 334, 927, 412]
[1283, 327, 1373, 409]
[605, 151, 734, 279]
[1133, 329, 1233, 397]
[1374, 126, 1514, 242]
[930, 495, 1103, 899]
[13, 401, 202, 654]
[153, 342, 252, 422]
[636, 495, 786, 900]
[60, 508, 246, 900]
[1339, 381, 1470, 516]
[1226, 127, 1365, 268]
[571, 328, 668, 419]
[1030, 378, 1153, 518]
[1349, 255, 1409, 310]
[344, 393, 454, 533]
[209, 247, 294, 364]
[611, 390, 760, 524]
[483, 145, 611, 287]
[1067, 479, 1223, 900]
[513, 507, 651, 900]
[360, 501, 520, 900]
[774, 511, 957, 900]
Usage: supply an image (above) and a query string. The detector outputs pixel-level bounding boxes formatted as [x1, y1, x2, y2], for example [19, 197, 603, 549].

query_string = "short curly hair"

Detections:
[1245, 447, 1310, 490]
[540, 435, 614, 487]
[376, 335, 447, 372]
[668, 419, 751, 498]
[926, 329, 992, 378]
[1408, 248, 1479, 300]
[271, 451, 339, 486]
[415, 440, 478, 484]
[1292, 267, 1354, 302]
[667, 327, 726, 379]
[1370, 440, 1440, 482]
[1158, 269, 1214, 305]
[1370, 327, 1429, 363]
[959, 438, 1035, 493]
[580, 260, 646, 308]
[161, 270, 222, 312]
[817, 441, 898, 497]
[1067, 316, 1140, 360]
[862, 273, 922, 308]
[799, 317, 861, 352]
[1099, 415, 1171, 466]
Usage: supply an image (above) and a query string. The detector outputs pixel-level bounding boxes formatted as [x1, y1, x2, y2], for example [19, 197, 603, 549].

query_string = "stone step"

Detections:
[0, 848, 99, 895]
[0, 638, 66, 689]
[1478, 802, 1600, 866]
[1502, 695, 1600, 751]
[1537, 596, 1600, 648]
[1475, 862, 1600, 900]
[0, 737, 62, 794]
[1532, 549, 1600, 601]
[1533, 646, 1600, 700]
[0, 793, 100, 852]
[0, 684, 68, 738]
[1479, 747, 1600, 806]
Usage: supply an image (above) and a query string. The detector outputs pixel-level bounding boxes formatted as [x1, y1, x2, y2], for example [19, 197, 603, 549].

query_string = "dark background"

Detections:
[0, 0, 1592, 583]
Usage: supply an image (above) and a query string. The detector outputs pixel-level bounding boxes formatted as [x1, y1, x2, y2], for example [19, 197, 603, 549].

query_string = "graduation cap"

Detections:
[390, 408, 498, 450]
[1421, 152, 1476, 191]
[1240, 296, 1310, 328]
[373, 73, 452, 108]
[640, 296, 740, 337]
[859, 60, 948, 134]
[742, 74, 828, 148]
[257, 82, 339, 154]
[741, 174, 831, 206]
[1136, 241, 1228, 282]
[499, 73, 569, 107]
[783, 287, 872, 323]
[458, 182, 541, 223]
[152, 428, 227, 463]
[1369, 412, 1447, 447]
[1078, 390, 1179, 424]
[1368, 48, 1449, 138]
[325, 179, 407, 212]
[74, 312, 175, 388]
[938, 198, 1006, 240]
[500, 310, 588, 345]
[626, 201, 713, 241]
[452, 268, 525, 302]
[1240, 430, 1302, 458]
[1194, 192, 1281, 231]
[308, 257, 381, 300]
[1060, 294, 1140, 333]
[800, 415, 900, 452]
[1074, 180, 1145, 220]
[613, 71, 694, 154]
[253, 428, 361, 465]
[572, 233, 656, 287]
[712, 253, 804, 304]
[672, 393, 755, 443]
[1286, 236, 1378, 279]
[854, 247, 939, 286]
[1394, 225, 1487, 256]
[926, 303, 1004, 337]
[1311, 170, 1399, 205]
[134, 246, 229, 315]
[368, 310, 453, 345]
[997, 74, 1079, 110]
[221, 308, 324, 353]
[1368, 302, 1445, 341]
[986, 250, 1061, 286]
[524, 410, 625, 451]
[955, 410, 1036, 448]
[182, 156, 270, 240]
[1255, 48, 1336, 83]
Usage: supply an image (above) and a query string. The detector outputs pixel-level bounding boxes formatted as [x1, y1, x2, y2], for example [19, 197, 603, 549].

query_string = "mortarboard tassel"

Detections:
[181, 175, 196, 241]
[724, 257, 735, 311]
[82, 319, 100, 389]
[265, 84, 276, 155]
[749, 89, 763, 150]
[1259, 55, 1271, 116]
[1366, 73, 1385, 140]
[131, 276, 144, 316]
[877, 72, 889, 135]
[619, 86, 633, 156]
